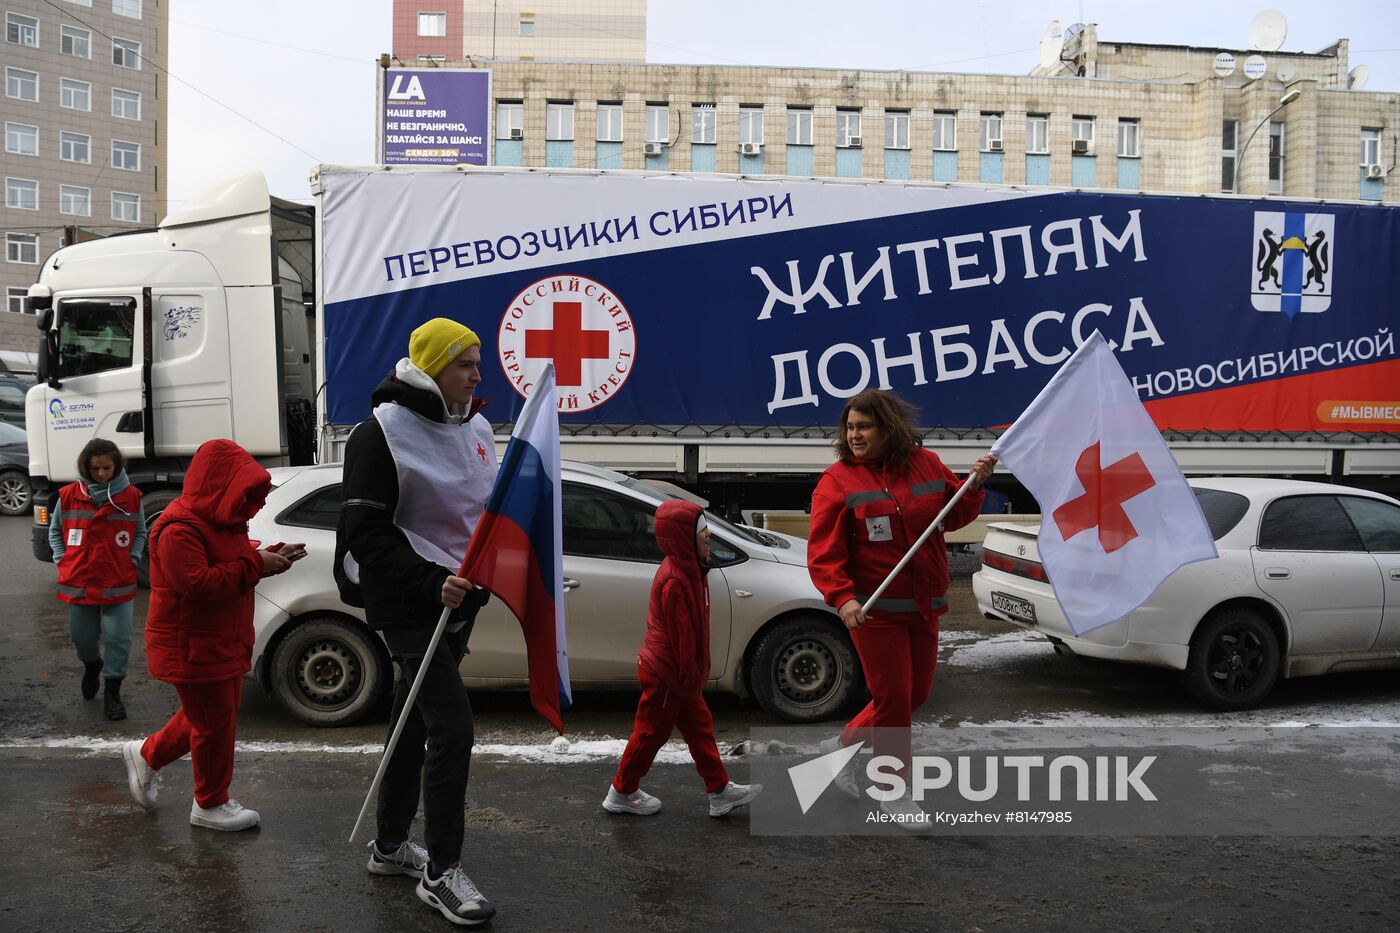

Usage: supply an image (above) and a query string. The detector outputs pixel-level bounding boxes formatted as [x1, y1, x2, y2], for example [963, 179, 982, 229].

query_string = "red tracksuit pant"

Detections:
[613, 663, 729, 795]
[840, 612, 940, 779]
[141, 675, 243, 809]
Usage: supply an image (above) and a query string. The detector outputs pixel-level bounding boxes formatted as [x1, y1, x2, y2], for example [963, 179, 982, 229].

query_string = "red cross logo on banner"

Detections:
[524, 302, 610, 387]
[1052, 442, 1157, 553]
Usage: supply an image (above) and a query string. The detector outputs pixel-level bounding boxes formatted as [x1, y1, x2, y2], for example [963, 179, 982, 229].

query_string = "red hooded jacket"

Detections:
[144, 439, 277, 685]
[637, 500, 710, 699]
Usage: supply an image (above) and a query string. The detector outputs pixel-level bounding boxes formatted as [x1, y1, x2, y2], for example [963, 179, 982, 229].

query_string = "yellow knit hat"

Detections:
[409, 318, 480, 378]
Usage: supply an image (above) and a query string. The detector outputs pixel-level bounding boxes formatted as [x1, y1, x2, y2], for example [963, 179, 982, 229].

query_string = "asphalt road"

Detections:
[2, 514, 1398, 931]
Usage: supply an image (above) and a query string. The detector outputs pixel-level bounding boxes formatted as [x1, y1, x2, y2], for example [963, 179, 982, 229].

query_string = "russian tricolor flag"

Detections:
[460, 363, 571, 733]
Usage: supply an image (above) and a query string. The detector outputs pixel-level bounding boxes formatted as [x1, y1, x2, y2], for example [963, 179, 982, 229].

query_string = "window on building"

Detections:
[519, 18, 534, 36]
[545, 103, 573, 141]
[646, 105, 669, 143]
[1026, 115, 1049, 154]
[60, 131, 90, 163]
[932, 111, 956, 150]
[1362, 128, 1382, 167]
[113, 0, 141, 17]
[7, 12, 38, 46]
[7, 286, 28, 314]
[61, 25, 91, 58]
[596, 103, 622, 142]
[6, 233, 39, 264]
[884, 111, 909, 150]
[1269, 122, 1284, 195]
[6, 67, 38, 102]
[787, 108, 812, 146]
[1117, 119, 1139, 157]
[6, 123, 38, 156]
[1221, 119, 1238, 193]
[739, 106, 763, 145]
[60, 184, 91, 216]
[495, 101, 523, 139]
[418, 12, 446, 37]
[113, 139, 140, 171]
[836, 110, 861, 147]
[5, 178, 38, 211]
[692, 104, 716, 144]
[112, 88, 140, 120]
[60, 79, 91, 111]
[112, 191, 139, 222]
[112, 37, 141, 69]
[980, 113, 1003, 151]
[1072, 116, 1094, 148]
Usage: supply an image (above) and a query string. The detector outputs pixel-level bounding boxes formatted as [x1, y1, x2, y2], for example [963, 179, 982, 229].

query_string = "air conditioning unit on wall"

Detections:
[1072, 139, 1091, 154]
[846, 136, 863, 148]
[989, 139, 1004, 152]
[740, 142, 762, 156]
[644, 142, 666, 156]
[1365, 163, 1386, 180]
[508, 128, 523, 140]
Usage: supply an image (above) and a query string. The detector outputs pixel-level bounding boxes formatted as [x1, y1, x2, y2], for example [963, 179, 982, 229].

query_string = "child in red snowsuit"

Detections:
[604, 499, 762, 818]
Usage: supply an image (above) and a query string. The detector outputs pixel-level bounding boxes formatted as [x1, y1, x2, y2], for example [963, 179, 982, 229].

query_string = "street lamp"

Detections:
[1233, 88, 1303, 195]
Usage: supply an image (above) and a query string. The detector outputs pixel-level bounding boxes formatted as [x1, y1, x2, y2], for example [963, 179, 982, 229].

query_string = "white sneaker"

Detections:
[879, 793, 933, 834]
[367, 838, 430, 878]
[818, 737, 863, 800]
[120, 739, 160, 809]
[708, 781, 762, 817]
[417, 864, 497, 926]
[190, 798, 260, 831]
[602, 785, 662, 815]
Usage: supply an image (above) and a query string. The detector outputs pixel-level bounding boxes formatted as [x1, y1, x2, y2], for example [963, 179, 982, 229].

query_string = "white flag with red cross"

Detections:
[990, 331, 1218, 634]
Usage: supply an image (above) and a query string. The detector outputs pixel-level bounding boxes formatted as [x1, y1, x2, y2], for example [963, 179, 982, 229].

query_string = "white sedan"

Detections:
[973, 478, 1400, 709]
[245, 461, 860, 726]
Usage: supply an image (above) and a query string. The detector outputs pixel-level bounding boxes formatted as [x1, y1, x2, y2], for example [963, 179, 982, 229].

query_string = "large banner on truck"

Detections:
[319, 169, 1400, 433]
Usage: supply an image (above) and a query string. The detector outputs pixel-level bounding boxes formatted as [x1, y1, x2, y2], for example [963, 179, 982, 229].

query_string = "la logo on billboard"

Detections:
[387, 74, 426, 102]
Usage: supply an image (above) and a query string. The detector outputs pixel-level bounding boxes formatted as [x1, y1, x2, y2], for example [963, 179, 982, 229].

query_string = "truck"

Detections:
[26, 166, 1400, 560]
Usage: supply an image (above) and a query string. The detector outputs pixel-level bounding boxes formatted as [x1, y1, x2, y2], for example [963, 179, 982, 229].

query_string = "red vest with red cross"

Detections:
[56, 481, 143, 605]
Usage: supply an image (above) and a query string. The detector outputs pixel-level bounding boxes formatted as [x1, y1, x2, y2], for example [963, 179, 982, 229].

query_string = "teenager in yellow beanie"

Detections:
[409, 318, 480, 379]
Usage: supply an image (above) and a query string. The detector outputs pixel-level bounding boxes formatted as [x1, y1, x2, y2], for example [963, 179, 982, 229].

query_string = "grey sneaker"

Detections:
[879, 793, 933, 834]
[417, 864, 497, 926]
[708, 781, 762, 817]
[120, 739, 160, 809]
[602, 785, 661, 815]
[367, 838, 429, 878]
[190, 798, 260, 831]
[818, 736, 863, 800]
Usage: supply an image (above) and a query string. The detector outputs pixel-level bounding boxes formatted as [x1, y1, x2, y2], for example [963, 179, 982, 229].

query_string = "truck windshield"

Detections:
[56, 298, 136, 379]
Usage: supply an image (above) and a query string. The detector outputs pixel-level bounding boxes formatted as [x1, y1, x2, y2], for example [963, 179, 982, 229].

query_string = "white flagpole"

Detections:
[349, 604, 453, 843]
[859, 466, 989, 615]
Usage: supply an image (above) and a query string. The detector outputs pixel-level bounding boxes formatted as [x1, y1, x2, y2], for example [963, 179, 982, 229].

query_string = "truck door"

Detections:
[42, 293, 150, 473]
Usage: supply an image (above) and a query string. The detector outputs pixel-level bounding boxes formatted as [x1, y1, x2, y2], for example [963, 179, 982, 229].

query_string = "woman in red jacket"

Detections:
[119, 439, 300, 831]
[807, 389, 995, 822]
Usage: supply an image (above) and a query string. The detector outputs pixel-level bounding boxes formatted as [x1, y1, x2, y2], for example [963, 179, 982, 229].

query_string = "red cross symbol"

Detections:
[475, 441, 488, 464]
[1051, 442, 1157, 553]
[524, 301, 610, 387]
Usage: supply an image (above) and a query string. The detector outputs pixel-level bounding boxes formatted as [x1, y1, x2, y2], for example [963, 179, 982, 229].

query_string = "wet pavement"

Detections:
[2, 515, 1398, 931]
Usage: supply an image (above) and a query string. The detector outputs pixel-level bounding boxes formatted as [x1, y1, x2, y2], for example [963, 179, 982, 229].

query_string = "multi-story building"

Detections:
[1, 0, 166, 362]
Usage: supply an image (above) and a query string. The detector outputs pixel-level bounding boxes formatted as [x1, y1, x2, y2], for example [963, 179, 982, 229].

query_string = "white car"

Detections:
[973, 478, 1400, 709]
[246, 462, 861, 726]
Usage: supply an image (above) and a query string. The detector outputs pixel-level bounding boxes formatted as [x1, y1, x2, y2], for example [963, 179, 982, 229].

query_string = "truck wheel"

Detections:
[1182, 609, 1280, 711]
[270, 615, 388, 726]
[748, 615, 863, 723]
[0, 470, 31, 516]
[136, 489, 179, 588]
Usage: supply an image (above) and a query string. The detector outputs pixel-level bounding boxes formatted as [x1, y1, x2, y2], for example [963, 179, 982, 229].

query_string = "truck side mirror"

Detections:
[37, 308, 52, 331]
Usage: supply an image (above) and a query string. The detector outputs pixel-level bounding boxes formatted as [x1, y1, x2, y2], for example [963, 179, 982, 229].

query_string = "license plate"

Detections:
[991, 591, 1037, 625]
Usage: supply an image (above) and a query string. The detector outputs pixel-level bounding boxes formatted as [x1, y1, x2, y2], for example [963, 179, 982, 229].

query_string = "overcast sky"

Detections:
[167, 0, 1400, 207]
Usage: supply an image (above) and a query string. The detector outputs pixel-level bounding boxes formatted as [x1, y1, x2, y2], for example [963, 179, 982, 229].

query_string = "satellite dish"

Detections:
[1213, 52, 1237, 77]
[1064, 22, 1086, 40]
[1349, 64, 1370, 90]
[1248, 10, 1288, 52]
[1039, 20, 1065, 70]
[1276, 62, 1297, 83]
[1244, 54, 1268, 81]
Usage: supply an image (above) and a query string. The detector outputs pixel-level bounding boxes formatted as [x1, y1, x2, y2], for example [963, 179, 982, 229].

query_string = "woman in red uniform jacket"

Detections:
[807, 389, 995, 822]
[119, 439, 299, 831]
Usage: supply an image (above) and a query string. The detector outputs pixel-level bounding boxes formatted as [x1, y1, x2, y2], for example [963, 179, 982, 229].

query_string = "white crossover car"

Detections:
[246, 462, 860, 726]
[973, 478, 1400, 709]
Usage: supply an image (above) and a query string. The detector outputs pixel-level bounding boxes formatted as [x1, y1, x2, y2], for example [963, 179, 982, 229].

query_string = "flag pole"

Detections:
[860, 467, 989, 615]
[349, 603, 453, 843]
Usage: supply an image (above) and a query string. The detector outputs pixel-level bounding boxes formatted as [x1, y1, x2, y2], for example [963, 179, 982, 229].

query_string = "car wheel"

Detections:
[0, 470, 31, 516]
[136, 489, 179, 588]
[748, 615, 863, 723]
[270, 615, 388, 726]
[1183, 609, 1280, 711]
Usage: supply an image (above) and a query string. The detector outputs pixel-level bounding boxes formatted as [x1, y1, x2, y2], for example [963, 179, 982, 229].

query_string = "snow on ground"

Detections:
[940, 627, 1055, 670]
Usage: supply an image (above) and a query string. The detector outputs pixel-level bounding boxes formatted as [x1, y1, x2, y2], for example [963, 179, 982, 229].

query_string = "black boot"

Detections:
[81, 660, 103, 700]
[104, 677, 127, 721]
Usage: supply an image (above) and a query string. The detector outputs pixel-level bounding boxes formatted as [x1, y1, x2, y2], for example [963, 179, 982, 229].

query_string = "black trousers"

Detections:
[376, 622, 475, 867]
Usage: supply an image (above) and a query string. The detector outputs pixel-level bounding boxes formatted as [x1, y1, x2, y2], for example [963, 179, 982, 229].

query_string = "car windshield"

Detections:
[620, 476, 768, 546]
[0, 422, 26, 445]
[1193, 487, 1250, 540]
